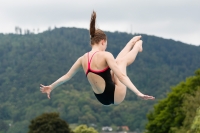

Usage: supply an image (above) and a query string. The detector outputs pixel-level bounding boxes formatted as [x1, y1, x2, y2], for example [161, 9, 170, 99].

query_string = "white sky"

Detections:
[0, 0, 199, 45]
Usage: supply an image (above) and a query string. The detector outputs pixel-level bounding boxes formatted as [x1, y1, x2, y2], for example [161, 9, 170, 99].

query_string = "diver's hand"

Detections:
[137, 93, 155, 100]
[40, 84, 52, 99]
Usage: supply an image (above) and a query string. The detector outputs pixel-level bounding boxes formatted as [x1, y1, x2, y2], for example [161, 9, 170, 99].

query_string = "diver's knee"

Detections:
[116, 58, 126, 65]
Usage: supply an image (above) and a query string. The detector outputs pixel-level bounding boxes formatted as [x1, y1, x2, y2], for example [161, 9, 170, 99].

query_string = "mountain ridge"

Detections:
[0, 27, 199, 132]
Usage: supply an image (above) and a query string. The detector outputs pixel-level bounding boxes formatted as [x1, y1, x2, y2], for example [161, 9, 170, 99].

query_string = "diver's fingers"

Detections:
[144, 95, 155, 100]
[47, 93, 51, 99]
[40, 84, 45, 87]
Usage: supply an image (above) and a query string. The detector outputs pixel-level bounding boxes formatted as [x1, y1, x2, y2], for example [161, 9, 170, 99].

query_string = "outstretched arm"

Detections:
[105, 52, 155, 100]
[40, 56, 82, 99]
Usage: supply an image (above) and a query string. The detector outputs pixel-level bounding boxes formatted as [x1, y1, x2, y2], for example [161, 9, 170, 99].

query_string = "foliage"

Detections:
[0, 27, 199, 132]
[146, 69, 200, 133]
[189, 107, 200, 132]
[74, 125, 98, 133]
[171, 86, 200, 133]
[0, 120, 9, 132]
[28, 112, 73, 133]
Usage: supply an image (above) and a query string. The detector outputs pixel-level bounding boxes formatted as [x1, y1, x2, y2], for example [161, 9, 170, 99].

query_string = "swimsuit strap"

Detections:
[87, 51, 99, 69]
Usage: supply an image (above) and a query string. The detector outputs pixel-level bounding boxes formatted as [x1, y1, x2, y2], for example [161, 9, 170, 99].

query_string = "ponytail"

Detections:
[90, 11, 96, 38]
[89, 11, 107, 45]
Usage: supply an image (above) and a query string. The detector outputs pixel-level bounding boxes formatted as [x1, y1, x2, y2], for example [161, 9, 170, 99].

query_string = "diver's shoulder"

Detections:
[99, 51, 112, 55]
[102, 51, 113, 56]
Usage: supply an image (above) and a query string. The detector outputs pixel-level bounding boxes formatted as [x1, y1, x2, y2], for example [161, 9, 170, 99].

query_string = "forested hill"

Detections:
[0, 27, 200, 133]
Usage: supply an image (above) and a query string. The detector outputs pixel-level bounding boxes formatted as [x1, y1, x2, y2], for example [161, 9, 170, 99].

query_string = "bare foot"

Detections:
[135, 40, 143, 52]
[130, 35, 142, 46]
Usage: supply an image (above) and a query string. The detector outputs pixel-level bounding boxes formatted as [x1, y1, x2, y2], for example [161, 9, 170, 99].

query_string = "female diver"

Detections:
[40, 11, 155, 105]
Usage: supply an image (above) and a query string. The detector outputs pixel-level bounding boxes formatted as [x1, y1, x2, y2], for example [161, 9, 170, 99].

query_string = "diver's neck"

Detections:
[91, 45, 103, 52]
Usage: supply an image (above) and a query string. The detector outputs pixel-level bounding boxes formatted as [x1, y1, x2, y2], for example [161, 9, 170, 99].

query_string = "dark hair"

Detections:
[90, 11, 107, 45]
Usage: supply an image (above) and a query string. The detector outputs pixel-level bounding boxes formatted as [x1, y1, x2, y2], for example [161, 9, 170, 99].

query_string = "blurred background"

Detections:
[0, 0, 200, 133]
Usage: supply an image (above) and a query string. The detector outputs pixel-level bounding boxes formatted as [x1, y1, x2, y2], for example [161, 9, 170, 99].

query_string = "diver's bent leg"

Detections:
[115, 41, 133, 60]
[121, 40, 142, 66]
[113, 41, 142, 104]
[115, 36, 141, 60]
[113, 60, 127, 105]
[112, 41, 142, 104]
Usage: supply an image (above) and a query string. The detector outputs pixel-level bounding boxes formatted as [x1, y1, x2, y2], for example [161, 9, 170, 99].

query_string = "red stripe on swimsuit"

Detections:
[86, 51, 109, 76]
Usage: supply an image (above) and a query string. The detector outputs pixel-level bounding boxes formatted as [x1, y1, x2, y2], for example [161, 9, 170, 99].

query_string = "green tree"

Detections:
[146, 69, 200, 133]
[189, 107, 200, 132]
[74, 125, 98, 133]
[28, 112, 73, 133]
[0, 120, 9, 133]
[171, 87, 200, 133]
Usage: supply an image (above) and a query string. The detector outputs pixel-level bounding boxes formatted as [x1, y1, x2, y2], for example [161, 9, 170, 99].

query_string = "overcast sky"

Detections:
[0, 0, 199, 45]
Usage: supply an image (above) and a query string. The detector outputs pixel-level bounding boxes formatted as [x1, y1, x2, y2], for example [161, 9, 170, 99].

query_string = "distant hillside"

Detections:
[0, 27, 200, 133]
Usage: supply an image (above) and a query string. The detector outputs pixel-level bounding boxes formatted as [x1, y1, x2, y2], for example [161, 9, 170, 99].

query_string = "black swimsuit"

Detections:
[85, 51, 115, 105]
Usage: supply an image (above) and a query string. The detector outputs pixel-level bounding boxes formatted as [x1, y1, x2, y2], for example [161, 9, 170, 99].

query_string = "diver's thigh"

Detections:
[114, 82, 127, 105]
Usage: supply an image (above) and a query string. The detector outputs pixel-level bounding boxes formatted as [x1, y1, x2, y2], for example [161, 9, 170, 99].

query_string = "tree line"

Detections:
[0, 27, 200, 132]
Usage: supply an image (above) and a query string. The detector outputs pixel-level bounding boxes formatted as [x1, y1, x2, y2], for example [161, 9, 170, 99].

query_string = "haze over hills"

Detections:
[0, 27, 200, 132]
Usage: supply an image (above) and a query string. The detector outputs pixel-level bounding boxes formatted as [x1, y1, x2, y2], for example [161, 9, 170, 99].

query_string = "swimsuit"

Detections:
[86, 51, 115, 105]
